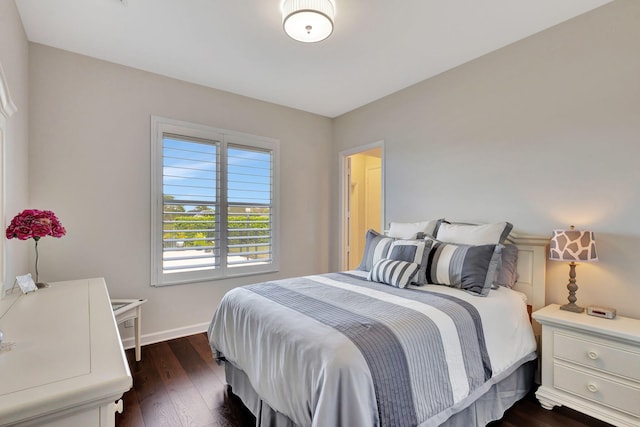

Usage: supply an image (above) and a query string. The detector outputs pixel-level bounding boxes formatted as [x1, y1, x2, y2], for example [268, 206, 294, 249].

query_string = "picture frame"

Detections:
[15, 273, 37, 294]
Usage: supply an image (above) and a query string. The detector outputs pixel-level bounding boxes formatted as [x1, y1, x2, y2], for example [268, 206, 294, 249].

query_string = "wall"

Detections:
[28, 44, 332, 342]
[0, 0, 30, 292]
[333, 0, 640, 318]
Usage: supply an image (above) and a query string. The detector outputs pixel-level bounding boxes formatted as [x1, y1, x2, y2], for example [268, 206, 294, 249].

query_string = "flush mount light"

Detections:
[282, 0, 335, 43]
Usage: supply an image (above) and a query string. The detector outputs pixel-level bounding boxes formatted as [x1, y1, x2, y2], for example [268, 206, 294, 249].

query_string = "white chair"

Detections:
[111, 298, 147, 361]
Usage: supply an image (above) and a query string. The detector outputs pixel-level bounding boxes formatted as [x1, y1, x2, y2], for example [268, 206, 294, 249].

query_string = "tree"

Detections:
[163, 195, 185, 213]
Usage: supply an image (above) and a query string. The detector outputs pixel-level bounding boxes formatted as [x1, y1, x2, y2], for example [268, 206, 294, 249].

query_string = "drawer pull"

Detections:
[587, 350, 599, 360]
[587, 383, 598, 393]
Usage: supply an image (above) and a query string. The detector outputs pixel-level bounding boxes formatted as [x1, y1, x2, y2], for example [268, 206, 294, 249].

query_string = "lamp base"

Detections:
[560, 302, 584, 313]
[35, 282, 50, 289]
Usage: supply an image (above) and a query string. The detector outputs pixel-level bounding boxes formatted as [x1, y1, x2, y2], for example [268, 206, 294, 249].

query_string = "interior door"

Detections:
[345, 148, 382, 270]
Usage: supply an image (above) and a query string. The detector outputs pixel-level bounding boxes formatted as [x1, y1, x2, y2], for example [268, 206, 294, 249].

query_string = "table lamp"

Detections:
[549, 226, 598, 313]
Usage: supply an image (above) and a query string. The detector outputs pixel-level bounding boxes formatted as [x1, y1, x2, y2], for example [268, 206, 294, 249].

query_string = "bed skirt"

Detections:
[224, 359, 535, 427]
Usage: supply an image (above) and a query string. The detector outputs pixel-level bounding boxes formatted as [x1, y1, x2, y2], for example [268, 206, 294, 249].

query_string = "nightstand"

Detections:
[533, 304, 640, 427]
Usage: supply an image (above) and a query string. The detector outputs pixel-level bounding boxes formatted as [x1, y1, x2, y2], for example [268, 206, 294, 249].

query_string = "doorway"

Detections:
[340, 144, 383, 270]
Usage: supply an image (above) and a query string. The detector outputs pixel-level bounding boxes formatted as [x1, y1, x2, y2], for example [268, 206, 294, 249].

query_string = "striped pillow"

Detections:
[425, 240, 499, 296]
[368, 259, 420, 289]
[357, 229, 394, 272]
[387, 238, 434, 285]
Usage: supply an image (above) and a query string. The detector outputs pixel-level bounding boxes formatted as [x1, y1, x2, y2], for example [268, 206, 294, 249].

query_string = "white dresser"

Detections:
[0, 278, 132, 426]
[533, 304, 640, 427]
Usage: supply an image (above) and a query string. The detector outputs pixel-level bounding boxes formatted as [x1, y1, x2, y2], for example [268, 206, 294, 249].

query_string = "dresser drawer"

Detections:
[554, 363, 640, 417]
[554, 332, 640, 382]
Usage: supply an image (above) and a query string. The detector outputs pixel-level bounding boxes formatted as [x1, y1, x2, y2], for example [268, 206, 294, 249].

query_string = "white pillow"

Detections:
[388, 220, 439, 239]
[435, 222, 513, 245]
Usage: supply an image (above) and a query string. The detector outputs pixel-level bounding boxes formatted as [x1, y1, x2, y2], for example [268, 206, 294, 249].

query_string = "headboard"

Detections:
[508, 232, 549, 312]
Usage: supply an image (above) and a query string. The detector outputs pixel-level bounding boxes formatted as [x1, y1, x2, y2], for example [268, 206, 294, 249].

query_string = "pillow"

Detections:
[425, 240, 499, 296]
[495, 244, 519, 288]
[387, 238, 434, 285]
[357, 229, 394, 272]
[388, 220, 439, 239]
[368, 259, 419, 289]
[436, 221, 513, 245]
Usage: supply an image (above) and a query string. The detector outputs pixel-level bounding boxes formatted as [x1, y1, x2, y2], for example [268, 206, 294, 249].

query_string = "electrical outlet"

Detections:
[124, 319, 134, 328]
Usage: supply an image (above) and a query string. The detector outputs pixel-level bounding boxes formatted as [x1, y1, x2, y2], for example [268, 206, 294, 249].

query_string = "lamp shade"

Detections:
[549, 228, 598, 262]
[282, 0, 335, 43]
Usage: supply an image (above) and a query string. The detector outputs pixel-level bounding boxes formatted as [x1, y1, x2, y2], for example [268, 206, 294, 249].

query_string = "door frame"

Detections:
[338, 141, 385, 271]
[0, 62, 17, 296]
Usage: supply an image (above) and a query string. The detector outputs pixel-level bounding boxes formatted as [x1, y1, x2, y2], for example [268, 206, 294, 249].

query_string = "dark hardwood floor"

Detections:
[116, 333, 613, 427]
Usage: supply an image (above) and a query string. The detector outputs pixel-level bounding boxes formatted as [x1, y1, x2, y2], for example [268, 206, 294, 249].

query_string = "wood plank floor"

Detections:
[116, 333, 613, 427]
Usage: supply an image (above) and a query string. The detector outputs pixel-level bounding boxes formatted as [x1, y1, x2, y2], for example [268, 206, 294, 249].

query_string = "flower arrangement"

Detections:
[6, 209, 66, 286]
[6, 209, 66, 241]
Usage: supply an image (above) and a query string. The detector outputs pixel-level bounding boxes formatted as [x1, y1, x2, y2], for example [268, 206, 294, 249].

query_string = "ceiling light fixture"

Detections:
[282, 0, 335, 43]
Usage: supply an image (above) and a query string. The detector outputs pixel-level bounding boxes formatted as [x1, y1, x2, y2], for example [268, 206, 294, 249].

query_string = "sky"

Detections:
[163, 136, 272, 211]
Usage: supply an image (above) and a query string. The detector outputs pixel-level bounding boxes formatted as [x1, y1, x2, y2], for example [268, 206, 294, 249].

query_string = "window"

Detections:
[151, 117, 279, 286]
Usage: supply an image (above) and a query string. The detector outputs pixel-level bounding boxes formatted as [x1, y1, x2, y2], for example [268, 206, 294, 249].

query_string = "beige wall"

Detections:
[333, 0, 640, 318]
[0, 0, 30, 291]
[28, 44, 332, 341]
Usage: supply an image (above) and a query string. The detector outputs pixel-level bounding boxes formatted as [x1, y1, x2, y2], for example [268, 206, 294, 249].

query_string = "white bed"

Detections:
[208, 233, 548, 427]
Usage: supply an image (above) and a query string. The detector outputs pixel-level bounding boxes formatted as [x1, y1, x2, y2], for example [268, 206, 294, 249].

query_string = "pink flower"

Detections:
[6, 209, 66, 241]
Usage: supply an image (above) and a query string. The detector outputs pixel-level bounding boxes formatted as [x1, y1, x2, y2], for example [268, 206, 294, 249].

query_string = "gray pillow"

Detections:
[357, 229, 394, 272]
[387, 238, 434, 285]
[495, 244, 519, 288]
[425, 240, 499, 296]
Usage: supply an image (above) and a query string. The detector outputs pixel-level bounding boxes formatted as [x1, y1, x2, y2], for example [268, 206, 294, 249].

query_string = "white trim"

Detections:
[338, 141, 385, 271]
[150, 116, 280, 286]
[507, 232, 550, 247]
[0, 63, 17, 120]
[0, 62, 16, 296]
[119, 322, 210, 350]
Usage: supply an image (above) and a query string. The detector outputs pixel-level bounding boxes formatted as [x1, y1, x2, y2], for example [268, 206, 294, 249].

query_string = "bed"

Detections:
[208, 226, 548, 427]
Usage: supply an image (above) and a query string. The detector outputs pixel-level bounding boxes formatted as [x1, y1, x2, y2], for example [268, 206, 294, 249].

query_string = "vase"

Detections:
[34, 239, 49, 288]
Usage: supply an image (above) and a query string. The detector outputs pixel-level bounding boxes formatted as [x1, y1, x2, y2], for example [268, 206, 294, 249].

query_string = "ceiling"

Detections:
[15, 0, 612, 118]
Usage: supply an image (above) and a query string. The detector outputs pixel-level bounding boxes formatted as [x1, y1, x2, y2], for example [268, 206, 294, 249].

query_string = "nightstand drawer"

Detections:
[554, 363, 640, 417]
[554, 332, 640, 382]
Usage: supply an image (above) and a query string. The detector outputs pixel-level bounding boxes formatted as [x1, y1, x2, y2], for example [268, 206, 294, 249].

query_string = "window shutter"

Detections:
[162, 134, 220, 274]
[226, 145, 273, 268]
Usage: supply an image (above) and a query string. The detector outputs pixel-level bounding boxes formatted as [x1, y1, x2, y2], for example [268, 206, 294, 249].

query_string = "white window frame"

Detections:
[151, 116, 279, 286]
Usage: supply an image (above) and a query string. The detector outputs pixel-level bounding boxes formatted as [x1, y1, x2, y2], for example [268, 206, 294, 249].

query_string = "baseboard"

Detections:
[120, 322, 210, 350]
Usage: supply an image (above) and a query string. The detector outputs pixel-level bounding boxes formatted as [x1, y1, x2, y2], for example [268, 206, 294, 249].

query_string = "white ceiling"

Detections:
[15, 0, 612, 118]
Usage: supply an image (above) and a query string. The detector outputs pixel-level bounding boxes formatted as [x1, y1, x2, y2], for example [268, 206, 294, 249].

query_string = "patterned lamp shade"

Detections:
[549, 227, 598, 262]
